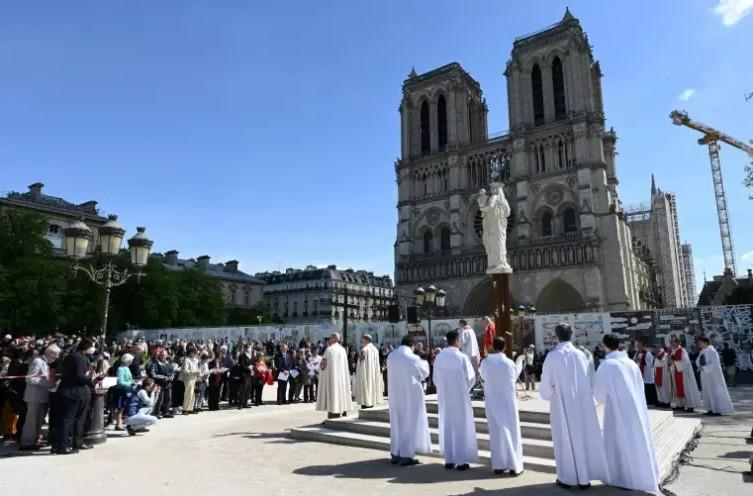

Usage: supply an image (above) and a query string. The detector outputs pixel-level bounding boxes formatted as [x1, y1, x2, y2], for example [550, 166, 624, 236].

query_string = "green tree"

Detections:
[227, 302, 280, 325]
[0, 210, 64, 334]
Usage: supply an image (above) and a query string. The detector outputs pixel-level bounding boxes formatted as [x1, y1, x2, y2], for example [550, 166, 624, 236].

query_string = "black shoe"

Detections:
[399, 458, 419, 466]
[456, 464, 470, 471]
[75, 444, 93, 450]
[444, 463, 455, 470]
[510, 470, 523, 476]
[391, 454, 400, 465]
[163, 414, 174, 419]
[57, 447, 77, 455]
[556, 479, 573, 490]
[126, 426, 137, 436]
[712, 412, 722, 416]
[704, 411, 714, 416]
[685, 408, 694, 413]
[494, 469, 506, 475]
[19, 445, 43, 451]
[578, 483, 591, 490]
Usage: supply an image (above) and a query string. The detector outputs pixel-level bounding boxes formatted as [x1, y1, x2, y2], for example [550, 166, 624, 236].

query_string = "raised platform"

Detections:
[290, 391, 701, 481]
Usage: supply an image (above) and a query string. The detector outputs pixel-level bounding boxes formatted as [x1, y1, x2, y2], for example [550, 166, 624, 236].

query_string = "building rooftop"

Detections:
[156, 251, 265, 285]
[256, 265, 393, 288]
[1, 182, 108, 221]
[697, 268, 753, 306]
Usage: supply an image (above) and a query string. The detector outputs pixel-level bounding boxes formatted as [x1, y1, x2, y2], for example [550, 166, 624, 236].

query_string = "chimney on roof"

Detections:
[197, 255, 210, 271]
[79, 201, 98, 214]
[165, 250, 179, 266]
[28, 182, 44, 200]
[327, 264, 337, 270]
[225, 260, 239, 273]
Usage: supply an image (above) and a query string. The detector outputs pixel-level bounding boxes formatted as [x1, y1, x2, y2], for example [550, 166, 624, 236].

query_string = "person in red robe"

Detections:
[480, 316, 496, 359]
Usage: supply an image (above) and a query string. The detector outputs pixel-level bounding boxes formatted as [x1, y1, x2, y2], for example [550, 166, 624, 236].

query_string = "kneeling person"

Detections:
[479, 337, 524, 476]
[124, 378, 160, 436]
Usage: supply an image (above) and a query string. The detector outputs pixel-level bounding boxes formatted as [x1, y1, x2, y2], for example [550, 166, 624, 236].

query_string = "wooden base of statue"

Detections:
[491, 272, 513, 358]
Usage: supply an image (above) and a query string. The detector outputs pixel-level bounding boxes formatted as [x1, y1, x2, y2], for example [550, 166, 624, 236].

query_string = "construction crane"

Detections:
[670, 110, 753, 276]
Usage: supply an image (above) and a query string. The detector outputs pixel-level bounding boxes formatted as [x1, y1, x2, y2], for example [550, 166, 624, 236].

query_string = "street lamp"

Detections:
[415, 284, 446, 350]
[64, 215, 153, 345]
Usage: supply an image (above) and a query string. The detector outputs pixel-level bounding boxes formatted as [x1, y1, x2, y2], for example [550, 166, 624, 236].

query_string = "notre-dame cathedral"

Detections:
[394, 10, 653, 315]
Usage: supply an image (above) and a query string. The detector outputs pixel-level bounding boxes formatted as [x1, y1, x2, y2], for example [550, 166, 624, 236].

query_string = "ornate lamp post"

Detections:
[63, 215, 153, 345]
[414, 284, 446, 350]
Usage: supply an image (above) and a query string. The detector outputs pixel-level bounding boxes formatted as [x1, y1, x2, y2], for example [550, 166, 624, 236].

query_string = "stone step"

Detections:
[358, 408, 553, 440]
[324, 418, 555, 459]
[652, 416, 702, 482]
[289, 425, 557, 474]
[424, 401, 551, 425]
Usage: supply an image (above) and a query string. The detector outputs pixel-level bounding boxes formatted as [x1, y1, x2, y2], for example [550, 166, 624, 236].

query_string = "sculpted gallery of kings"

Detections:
[394, 10, 655, 315]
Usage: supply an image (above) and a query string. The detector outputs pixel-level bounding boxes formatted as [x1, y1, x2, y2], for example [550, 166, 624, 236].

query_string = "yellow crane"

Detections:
[670, 110, 753, 276]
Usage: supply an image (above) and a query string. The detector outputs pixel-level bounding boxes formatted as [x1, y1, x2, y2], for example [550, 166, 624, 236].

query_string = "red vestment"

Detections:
[481, 322, 496, 358]
[671, 347, 685, 398]
[654, 350, 665, 388]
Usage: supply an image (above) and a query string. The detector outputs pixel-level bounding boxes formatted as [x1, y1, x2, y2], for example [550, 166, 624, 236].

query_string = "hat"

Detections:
[529, 344, 535, 349]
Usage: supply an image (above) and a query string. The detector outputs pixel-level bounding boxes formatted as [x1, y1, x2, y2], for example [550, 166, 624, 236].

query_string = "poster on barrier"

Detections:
[534, 312, 610, 352]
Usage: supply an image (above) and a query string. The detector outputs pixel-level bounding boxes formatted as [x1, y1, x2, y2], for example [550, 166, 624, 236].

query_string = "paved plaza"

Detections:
[1, 387, 750, 496]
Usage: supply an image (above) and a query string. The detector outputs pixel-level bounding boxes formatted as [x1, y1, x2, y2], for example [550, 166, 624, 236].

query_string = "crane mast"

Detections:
[670, 110, 753, 276]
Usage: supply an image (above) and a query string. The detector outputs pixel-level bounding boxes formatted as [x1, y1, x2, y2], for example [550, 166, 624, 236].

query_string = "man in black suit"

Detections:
[238, 345, 254, 409]
[274, 343, 293, 405]
[53, 339, 97, 455]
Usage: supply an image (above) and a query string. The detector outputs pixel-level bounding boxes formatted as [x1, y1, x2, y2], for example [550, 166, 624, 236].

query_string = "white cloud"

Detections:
[742, 249, 753, 262]
[712, 0, 753, 26]
[678, 88, 697, 101]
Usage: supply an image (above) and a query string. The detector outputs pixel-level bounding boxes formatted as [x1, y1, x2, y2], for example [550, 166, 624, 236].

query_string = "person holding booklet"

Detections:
[274, 343, 294, 405]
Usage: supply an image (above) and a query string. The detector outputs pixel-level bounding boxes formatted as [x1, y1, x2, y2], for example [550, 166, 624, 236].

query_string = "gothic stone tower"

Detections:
[394, 10, 647, 315]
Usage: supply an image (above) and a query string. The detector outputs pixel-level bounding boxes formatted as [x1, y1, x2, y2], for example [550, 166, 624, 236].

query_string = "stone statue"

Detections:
[478, 185, 512, 274]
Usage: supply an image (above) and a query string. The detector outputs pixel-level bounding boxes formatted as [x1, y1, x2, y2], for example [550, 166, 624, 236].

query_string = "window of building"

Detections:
[437, 94, 447, 150]
[423, 230, 433, 254]
[557, 140, 565, 169]
[542, 211, 553, 236]
[420, 100, 430, 155]
[563, 208, 577, 233]
[552, 57, 566, 120]
[440, 227, 451, 252]
[531, 64, 544, 126]
[48, 224, 60, 234]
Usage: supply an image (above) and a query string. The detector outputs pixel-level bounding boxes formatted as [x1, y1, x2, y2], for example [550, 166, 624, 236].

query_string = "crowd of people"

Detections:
[0, 331, 394, 454]
[0, 319, 739, 493]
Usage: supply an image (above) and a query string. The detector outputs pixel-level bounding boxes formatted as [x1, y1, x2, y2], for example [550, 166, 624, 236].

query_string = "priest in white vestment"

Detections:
[668, 338, 702, 412]
[355, 334, 384, 409]
[387, 335, 431, 466]
[653, 345, 671, 408]
[459, 319, 480, 375]
[433, 330, 478, 470]
[540, 323, 606, 490]
[695, 337, 734, 416]
[479, 337, 524, 475]
[316, 333, 353, 419]
[593, 334, 660, 493]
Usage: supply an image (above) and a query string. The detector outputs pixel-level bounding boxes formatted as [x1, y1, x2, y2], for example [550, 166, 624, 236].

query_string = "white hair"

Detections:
[121, 353, 134, 366]
[45, 345, 61, 357]
[330, 332, 341, 343]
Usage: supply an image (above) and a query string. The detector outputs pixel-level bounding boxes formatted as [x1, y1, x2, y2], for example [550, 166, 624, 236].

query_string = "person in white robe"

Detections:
[653, 345, 671, 408]
[593, 334, 660, 493]
[479, 337, 524, 475]
[433, 329, 478, 470]
[633, 341, 656, 406]
[695, 337, 734, 416]
[459, 319, 480, 375]
[387, 336, 431, 466]
[576, 343, 595, 378]
[355, 334, 384, 409]
[316, 333, 353, 419]
[668, 338, 702, 412]
[540, 323, 606, 490]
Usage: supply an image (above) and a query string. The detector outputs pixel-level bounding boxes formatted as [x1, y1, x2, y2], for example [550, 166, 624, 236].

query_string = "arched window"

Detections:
[423, 230, 433, 254]
[542, 211, 553, 237]
[563, 208, 577, 233]
[437, 95, 447, 150]
[538, 145, 546, 173]
[531, 64, 544, 126]
[552, 57, 566, 120]
[420, 100, 430, 155]
[440, 228, 451, 252]
[558, 140, 565, 169]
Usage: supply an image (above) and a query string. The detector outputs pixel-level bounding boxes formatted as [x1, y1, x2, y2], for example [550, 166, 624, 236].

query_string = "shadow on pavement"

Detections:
[293, 458, 652, 494]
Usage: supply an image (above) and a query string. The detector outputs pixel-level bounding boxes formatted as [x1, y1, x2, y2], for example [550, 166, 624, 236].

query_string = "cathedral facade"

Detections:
[394, 11, 651, 315]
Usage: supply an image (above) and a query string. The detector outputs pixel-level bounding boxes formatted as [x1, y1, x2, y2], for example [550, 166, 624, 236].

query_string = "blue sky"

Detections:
[1, 1, 752, 294]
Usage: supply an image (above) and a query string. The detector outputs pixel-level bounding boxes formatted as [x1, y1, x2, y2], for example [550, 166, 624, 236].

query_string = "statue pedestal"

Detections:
[491, 272, 513, 358]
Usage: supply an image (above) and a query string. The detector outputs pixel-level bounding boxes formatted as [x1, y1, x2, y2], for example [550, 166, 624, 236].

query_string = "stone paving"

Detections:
[1, 387, 750, 495]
